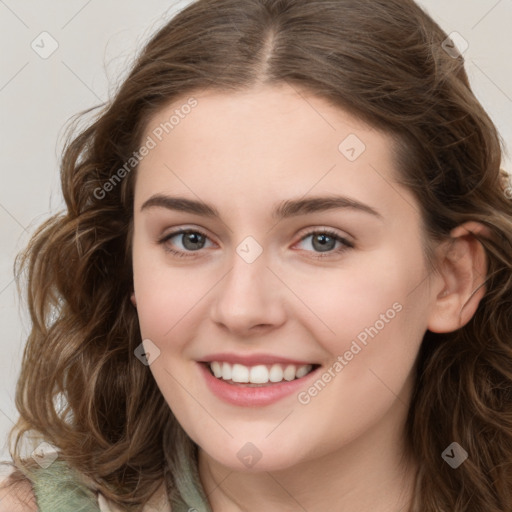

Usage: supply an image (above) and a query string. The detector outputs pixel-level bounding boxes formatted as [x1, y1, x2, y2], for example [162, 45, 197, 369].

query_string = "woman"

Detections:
[1, 0, 511, 510]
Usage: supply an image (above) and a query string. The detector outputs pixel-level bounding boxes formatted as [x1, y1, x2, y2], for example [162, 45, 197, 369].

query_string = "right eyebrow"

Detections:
[140, 193, 383, 221]
[141, 195, 218, 217]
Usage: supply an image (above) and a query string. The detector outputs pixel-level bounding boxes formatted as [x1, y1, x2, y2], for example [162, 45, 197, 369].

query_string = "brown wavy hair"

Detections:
[2, 0, 512, 510]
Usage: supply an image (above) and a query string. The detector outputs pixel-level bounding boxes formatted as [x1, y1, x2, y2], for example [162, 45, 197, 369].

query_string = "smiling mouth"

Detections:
[202, 361, 321, 386]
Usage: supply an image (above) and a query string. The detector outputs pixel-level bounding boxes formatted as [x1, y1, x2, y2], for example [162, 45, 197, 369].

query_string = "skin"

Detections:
[130, 83, 488, 512]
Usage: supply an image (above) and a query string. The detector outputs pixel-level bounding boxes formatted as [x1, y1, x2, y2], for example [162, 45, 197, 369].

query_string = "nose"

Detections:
[209, 248, 287, 337]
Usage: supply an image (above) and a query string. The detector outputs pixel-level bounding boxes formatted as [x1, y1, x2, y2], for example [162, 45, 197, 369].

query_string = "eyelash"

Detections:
[158, 228, 354, 259]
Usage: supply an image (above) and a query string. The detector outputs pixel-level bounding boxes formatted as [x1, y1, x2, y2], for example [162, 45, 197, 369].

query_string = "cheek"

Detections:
[132, 249, 215, 345]
[132, 243, 178, 338]
[283, 254, 420, 355]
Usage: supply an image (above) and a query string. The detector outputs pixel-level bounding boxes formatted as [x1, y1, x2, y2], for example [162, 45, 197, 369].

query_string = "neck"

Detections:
[197, 396, 418, 512]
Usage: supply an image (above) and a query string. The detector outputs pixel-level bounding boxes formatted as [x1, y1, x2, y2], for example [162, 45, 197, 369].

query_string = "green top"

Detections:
[27, 444, 212, 512]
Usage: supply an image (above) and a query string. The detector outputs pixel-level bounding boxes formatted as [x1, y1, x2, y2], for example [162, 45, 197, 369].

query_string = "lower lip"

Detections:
[198, 362, 320, 407]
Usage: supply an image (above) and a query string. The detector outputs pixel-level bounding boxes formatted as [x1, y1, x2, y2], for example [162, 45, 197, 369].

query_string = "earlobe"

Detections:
[131, 291, 137, 308]
[427, 222, 490, 333]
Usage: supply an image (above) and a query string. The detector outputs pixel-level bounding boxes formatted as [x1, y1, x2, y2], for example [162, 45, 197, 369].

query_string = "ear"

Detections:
[427, 221, 490, 333]
[130, 291, 137, 308]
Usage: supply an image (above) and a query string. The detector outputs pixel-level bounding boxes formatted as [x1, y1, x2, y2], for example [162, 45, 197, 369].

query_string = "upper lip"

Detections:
[199, 353, 318, 366]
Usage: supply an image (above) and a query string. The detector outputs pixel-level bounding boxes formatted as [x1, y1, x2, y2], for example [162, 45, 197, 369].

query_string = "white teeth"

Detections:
[249, 365, 269, 384]
[222, 362, 232, 380]
[211, 361, 223, 378]
[231, 363, 249, 383]
[296, 365, 311, 378]
[283, 364, 296, 381]
[208, 361, 314, 384]
[269, 364, 284, 382]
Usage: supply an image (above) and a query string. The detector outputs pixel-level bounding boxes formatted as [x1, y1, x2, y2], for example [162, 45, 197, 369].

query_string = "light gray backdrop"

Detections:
[1, 0, 511, 463]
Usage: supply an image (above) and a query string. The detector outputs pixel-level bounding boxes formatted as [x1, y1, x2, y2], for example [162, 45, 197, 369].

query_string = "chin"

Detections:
[197, 435, 310, 473]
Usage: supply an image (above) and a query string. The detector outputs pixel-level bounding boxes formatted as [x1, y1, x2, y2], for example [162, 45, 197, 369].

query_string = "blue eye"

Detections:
[159, 229, 213, 257]
[296, 229, 353, 258]
[158, 228, 353, 259]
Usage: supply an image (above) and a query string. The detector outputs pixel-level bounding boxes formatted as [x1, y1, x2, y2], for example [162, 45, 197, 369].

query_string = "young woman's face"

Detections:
[131, 83, 438, 471]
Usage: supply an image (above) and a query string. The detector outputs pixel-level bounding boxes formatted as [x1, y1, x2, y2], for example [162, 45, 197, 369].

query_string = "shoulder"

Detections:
[0, 465, 172, 512]
[0, 474, 38, 512]
[97, 481, 173, 512]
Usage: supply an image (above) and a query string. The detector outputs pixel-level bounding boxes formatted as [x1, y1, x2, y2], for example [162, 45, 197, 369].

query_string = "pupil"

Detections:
[183, 232, 204, 250]
[313, 234, 335, 252]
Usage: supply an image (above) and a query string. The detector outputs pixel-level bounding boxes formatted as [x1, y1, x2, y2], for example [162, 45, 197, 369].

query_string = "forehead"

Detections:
[143, 83, 378, 157]
[134, 83, 413, 223]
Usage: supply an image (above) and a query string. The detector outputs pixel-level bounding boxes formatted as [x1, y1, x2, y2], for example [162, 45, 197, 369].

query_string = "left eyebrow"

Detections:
[273, 195, 383, 220]
[140, 194, 383, 220]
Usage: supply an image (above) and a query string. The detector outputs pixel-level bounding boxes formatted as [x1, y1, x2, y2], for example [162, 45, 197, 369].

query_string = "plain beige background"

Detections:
[1, 0, 511, 463]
